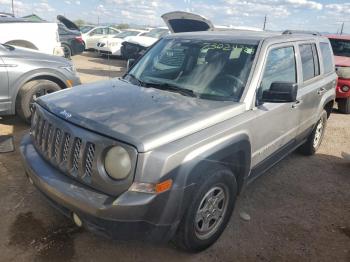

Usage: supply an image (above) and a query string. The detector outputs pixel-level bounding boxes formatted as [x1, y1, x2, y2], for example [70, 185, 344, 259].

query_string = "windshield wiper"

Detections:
[123, 73, 145, 86]
[145, 82, 197, 97]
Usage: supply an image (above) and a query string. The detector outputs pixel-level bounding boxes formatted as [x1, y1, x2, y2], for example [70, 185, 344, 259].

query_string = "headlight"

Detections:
[104, 146, 131, 180]
[60, 64, 76, 74]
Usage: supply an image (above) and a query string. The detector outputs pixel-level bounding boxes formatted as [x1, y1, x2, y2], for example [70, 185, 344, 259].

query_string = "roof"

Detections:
[164, 30, 328, 44]
[326, 34, 350, 40]
[22, 14, 44, 22]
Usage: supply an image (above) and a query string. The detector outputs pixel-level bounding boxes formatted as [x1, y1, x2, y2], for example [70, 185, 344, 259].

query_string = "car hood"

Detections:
[334, 55, 350, 67]
[125, 36, 158, 47]
[37, 79, 245, 152]
[161, 11, 214, 33]
[2, 45, 68, 64]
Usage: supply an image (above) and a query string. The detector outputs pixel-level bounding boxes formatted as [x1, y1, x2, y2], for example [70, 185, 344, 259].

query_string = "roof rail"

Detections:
[282, 30, 321, 36]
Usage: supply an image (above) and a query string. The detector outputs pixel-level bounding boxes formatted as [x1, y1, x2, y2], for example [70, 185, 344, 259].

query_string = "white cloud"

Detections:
[75, 1, 81, 5]
[284, 0, 322, 10]
[64, 0, 71, 5]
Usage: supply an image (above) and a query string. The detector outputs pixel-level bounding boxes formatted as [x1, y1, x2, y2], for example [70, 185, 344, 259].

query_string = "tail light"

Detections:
[75, 36, 84, 43]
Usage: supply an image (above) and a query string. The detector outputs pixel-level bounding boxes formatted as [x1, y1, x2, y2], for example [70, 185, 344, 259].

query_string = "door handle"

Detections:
[317, 88, 326, 95]
[292, 100, 302, 109]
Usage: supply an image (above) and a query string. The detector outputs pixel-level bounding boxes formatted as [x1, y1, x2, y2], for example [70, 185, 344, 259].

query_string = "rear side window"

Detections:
[320, 42, 334, 74]
[299, 43, 320, 81]
[260, 46, 296, 93]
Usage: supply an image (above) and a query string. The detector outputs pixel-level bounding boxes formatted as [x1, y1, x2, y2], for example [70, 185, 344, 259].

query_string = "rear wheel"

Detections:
[338, 98, 350, 114]
[173, 166, 237, 252]
[298, 110, 327, 155]
[62, 44, 72, 59]
[16, 80, 61, 123]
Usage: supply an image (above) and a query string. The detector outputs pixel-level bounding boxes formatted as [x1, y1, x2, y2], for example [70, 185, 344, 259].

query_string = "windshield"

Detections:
[127, 38, 258, 101]
[80, 26, 94, 33]
[329, 38, 350, 57]
[114, 31, 140, 38]
[142, 29, 169, 39]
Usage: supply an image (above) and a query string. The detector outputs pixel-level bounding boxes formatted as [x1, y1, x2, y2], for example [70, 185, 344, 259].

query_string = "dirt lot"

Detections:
[0, 52, 349, 262]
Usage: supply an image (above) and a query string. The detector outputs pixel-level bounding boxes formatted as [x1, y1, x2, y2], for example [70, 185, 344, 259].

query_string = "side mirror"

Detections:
[261, 82, 298, 103]
[126, 59, 136, 71]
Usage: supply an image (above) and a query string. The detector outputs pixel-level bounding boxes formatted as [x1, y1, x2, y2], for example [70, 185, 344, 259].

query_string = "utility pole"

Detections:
[11, 0, 14, 17]
[340, 22, 345, 35]
[97, 15, 100, 25]
[263, 15, 267, 30]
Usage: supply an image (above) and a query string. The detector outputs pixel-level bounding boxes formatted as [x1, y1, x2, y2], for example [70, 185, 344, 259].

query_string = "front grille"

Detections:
[31, 109, 95, 183]
[30, 105, 137, 196]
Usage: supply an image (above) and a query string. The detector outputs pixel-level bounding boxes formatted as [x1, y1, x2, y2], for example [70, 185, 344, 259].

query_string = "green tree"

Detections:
[74, 19, 86, 27]
[115, 23, 129, 29]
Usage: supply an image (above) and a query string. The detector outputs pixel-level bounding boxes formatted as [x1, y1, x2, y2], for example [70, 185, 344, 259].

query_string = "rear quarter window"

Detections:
[320, 42, 334, 74]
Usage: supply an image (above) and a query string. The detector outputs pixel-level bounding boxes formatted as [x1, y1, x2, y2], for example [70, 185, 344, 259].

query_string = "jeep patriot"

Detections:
[20, 30, 336, 251]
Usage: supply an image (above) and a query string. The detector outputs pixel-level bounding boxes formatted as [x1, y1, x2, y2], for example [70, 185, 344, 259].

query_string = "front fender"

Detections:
[9, 68, 68, 114]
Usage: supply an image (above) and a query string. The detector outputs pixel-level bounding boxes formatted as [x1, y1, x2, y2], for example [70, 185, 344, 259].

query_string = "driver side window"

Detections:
[260, 46, 296, 94]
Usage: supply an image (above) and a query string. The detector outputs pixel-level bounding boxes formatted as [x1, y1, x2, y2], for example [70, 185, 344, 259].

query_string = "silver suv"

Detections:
[20, 30, 336, 251]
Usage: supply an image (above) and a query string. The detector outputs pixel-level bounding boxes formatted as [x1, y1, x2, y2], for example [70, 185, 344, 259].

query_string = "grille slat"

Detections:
[62, 133, 71, 162]
[31, 110, 96, 185]
[72, 138, 82, 173]
[53, 129, 62, 161]
[84, 143, 95, 179]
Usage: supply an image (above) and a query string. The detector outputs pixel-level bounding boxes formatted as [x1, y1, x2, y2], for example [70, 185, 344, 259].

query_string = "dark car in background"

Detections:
[57, 15, 85, 59]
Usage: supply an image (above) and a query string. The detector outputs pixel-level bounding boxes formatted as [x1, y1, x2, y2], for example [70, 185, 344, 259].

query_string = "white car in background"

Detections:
[120, 27, 169, 59]
[0, 16, 63, 56]
[81, 26, 121, 50]
[96, 29, 147, 56]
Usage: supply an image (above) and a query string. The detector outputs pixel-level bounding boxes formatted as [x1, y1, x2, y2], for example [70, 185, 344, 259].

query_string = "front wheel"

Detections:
[298, 110, 327, 155]
[16, 80, 61, 123]
[173, 166, 237, 252]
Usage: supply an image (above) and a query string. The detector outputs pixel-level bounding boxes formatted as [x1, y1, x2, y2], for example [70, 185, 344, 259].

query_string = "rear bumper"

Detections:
[336, 78, 350, 99]
[20, 134, 181, 242]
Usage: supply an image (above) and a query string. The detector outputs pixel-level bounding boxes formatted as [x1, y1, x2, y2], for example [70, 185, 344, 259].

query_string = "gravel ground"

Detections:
[0, 52, 349, 262]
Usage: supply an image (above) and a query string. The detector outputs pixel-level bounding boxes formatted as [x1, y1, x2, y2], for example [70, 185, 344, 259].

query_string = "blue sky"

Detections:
[1, 0, 349, 33]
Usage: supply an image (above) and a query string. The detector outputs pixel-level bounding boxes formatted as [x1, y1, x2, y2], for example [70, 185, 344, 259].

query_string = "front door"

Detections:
[250, 44, 300, 172]
[0, 56, 9, 113]
[86, 28, 107, 49]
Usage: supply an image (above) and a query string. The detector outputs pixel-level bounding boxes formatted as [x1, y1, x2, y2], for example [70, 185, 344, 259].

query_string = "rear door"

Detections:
[161, 11, 214, 33]
[295, 41, 336, 137]
[0, 55, 9, 113]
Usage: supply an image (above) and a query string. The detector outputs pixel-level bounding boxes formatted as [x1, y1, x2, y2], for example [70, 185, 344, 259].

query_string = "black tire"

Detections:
[338, 98, 350, 114]
[62, 44, 72, 59]
[173, 166, 237, 252]
[16, 80, 61, 123]
[298, 110, 327, 155]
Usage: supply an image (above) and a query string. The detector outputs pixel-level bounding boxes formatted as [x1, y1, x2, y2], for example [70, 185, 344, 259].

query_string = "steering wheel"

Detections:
[208, 74, 244, 97]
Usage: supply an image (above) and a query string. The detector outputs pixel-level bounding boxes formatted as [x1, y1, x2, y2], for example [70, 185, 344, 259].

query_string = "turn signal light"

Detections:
[155, 179, 173, 193]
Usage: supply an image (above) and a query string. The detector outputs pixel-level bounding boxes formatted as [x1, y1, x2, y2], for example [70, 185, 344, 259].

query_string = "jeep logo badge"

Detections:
[59, 110, 72, 119]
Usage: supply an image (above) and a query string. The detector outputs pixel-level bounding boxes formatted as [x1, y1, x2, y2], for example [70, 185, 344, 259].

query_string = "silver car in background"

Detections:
[0, 43, 80, 122]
